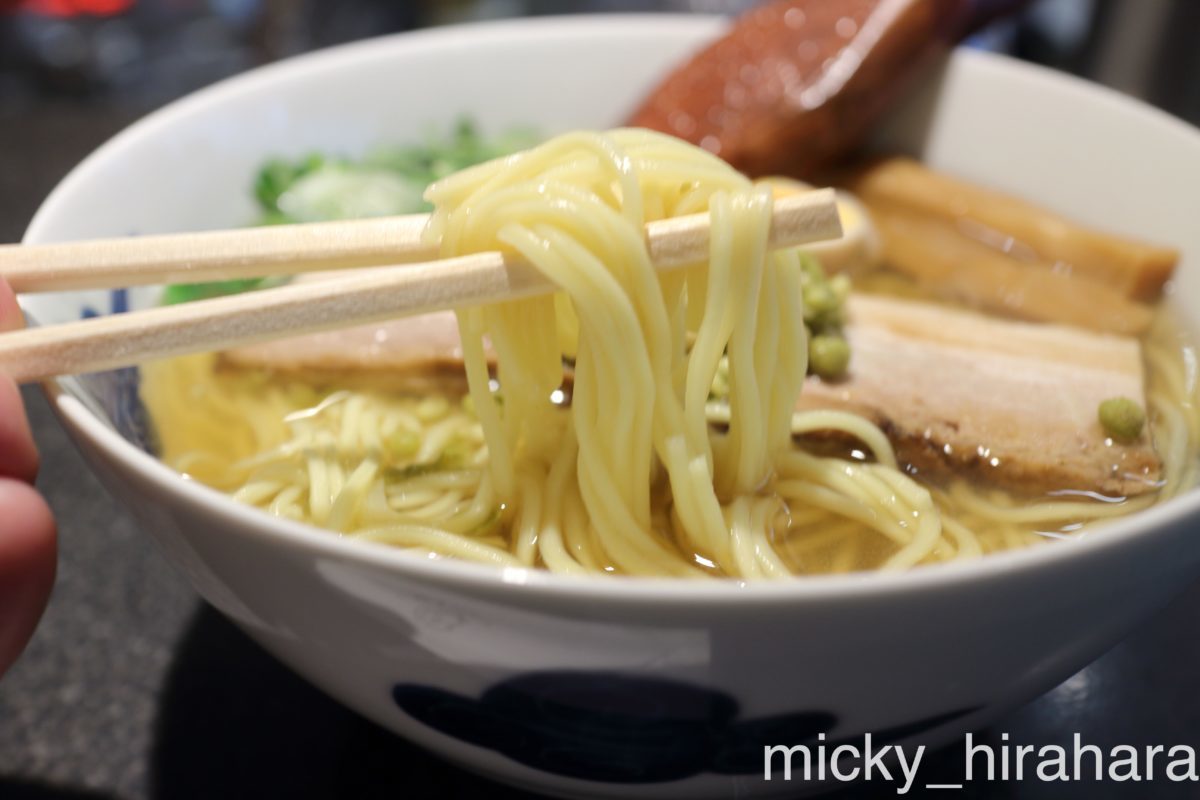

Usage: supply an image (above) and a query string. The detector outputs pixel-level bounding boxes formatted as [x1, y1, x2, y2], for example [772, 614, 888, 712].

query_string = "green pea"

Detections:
[799, 252, 826, 281]
[1098, 397, 1146, 441]
[385, 428, 420, 459]
[809, 335, 851, 380]
[830, 273, 851, 304]
[804, 283, 839, 318]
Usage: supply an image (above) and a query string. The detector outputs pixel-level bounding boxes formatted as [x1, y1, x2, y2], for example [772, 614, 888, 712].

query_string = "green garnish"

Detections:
[163, 118, 537, 306]
[809, 334, 851, 380]
[799, 252, 847, 331]
[1099, 397, 1146, 441]
[385, 429, 420, 460]
[161, 278, 267, 305]
[798, 252, 852, 376]
[254, 153, 329, 214]
[365, 118, 539, 188]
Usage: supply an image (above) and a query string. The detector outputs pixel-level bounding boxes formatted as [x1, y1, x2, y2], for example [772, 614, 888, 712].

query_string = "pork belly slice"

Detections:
[219, 310, 477, 393]
[799, 295, 1161, 497]
[848, 157, 1178, 302]
[219, 269, 486, 391]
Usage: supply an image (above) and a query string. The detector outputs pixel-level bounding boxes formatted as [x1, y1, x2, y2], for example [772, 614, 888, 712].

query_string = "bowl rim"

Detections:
[24, 14, 1200, 606]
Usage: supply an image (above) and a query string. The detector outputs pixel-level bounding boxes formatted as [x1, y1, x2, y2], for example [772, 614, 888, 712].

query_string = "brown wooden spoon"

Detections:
[628, 0, 1029, 179]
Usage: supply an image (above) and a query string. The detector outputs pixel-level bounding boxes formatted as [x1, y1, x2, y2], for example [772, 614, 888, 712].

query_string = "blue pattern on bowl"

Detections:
[393, 671, 979, 783]
[70, 288, 160, 454]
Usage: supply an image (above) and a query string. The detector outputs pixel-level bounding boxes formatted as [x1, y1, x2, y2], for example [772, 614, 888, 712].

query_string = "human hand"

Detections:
[0, 279, 56, 678]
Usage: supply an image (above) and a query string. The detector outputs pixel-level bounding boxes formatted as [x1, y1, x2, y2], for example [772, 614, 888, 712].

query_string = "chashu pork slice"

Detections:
[220, 310, 481, 394]
[798, 295, 1161, 497]
[220, 271, 489, 392]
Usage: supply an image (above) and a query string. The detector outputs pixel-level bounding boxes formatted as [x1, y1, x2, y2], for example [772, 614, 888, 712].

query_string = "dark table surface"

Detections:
[1, 103, 1199, 800]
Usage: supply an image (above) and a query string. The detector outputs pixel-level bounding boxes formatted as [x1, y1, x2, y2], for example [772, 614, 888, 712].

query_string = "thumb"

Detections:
[0, 278, 57, 678]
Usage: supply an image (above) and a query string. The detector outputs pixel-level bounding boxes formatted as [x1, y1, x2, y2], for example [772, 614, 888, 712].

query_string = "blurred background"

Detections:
[1, 0, 1198, 120]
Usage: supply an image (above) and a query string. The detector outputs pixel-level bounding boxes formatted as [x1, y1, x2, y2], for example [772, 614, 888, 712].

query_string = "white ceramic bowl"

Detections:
[22, 15, 1200, 799]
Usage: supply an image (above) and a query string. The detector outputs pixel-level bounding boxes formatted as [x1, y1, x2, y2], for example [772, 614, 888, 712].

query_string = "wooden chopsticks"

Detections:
[0, 189, 841, 383]
[0, 214, 435, 293]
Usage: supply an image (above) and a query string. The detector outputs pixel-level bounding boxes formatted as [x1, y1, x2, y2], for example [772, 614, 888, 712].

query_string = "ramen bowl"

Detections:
[22, 15, 1200, 799]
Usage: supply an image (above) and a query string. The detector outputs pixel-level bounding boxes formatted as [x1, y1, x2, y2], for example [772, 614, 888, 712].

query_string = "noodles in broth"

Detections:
[142, 129, 1200, 578]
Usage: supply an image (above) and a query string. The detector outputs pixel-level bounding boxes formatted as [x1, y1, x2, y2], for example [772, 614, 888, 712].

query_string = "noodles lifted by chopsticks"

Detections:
[422, 128, 936, 576]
